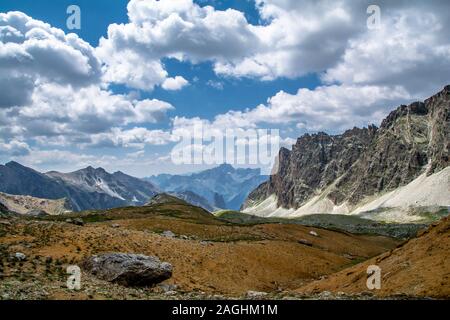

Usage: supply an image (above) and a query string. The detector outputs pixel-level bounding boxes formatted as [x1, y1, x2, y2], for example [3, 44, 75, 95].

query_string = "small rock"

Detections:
[343, 253, 355, 260]
[360, 291, 374, 297]
[27, 209, 48, 217]
[165, 291, 178, 296]
[246, 291, 268, 298]
[65, 218, 84, 226]
[318, 291, 333, 299]
[309, 231, 319, 237]
[298, 239, 313, 247]
[73, 218, 84, 226]
[158, 283, 178, 293]
[162, 230, 176, 238]
[13, 252, 27, 261]
[180, 235, 189, 240]
[111, 224, 120, 228]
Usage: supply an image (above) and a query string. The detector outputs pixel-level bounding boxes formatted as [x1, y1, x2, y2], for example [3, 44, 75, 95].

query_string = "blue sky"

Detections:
[0, 0, 449, 176]
[0, 0, 320, 122]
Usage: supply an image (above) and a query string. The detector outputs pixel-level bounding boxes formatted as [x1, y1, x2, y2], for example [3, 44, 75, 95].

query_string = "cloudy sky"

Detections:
[0, 0, 449, 176]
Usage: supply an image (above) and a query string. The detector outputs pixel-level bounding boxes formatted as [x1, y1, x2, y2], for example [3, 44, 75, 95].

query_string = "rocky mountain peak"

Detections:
[215, 163, 234, 173]
[381, 101, 429, 130]
[6, 161, 22, 167]
[244, 85, 450, 212]
[81, 166, 107, 175]
[1, 162, 158, 212]
[146, 164, 268, 210]
[5, 161, 35, 172]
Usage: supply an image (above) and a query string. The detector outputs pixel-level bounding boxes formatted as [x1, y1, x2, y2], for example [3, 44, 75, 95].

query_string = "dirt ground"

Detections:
[297, 216, 450, 298]
[0, 211, 399, 299]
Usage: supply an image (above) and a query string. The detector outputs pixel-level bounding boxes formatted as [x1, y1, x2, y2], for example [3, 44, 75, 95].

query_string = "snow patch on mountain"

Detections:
[243, 195, 293, 217]
[353, 166, 450, 214]
[94, 178, 125, 200]
[244, 167, 450, 223]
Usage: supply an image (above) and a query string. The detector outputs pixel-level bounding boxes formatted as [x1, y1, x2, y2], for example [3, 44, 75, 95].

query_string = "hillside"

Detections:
[297, 216, 450, 298]
[0, 200, 400, 299]
[215, 211, 426, 239]
[0, 162, 159, 211]
[46, 167, 159, 211]
[0, 162, 68, 201]
[0, 192, 72, 216]
[0, 202, 9, 215]
[170, 191, 218, 212]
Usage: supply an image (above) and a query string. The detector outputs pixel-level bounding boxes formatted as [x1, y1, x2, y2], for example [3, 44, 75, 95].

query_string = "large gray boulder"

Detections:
[82, 253, 173, 287]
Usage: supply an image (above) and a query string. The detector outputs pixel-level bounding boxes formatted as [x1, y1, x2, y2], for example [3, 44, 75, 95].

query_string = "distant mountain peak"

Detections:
[81, 166, 107, 173]
[1, 162, 158, 212]
[145, 164, 268, 210]
[5, 161, 27, 168]
[218, 163, 234, 170]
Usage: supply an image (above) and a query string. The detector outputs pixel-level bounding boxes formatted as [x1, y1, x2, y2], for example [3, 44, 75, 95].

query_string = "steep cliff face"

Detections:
[246, 127, 376, 209]
[427, 86, 450, 173]
[244, 86, 450, 212]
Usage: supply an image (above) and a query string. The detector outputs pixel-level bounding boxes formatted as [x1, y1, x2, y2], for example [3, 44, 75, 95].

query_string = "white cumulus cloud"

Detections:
[162, 76, 189, 91]
[0, 11, 102, 108]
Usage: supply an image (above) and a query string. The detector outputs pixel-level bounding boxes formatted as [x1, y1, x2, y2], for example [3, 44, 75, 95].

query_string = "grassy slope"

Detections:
[215, 211, 428, 239]
[0, 201, 401, 298]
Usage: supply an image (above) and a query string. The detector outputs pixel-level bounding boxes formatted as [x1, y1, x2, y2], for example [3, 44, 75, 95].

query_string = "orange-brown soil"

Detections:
[0, 204, 400, 299]
[297, 216, 450, 298]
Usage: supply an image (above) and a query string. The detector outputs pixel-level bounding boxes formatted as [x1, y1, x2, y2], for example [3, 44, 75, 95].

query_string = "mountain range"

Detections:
[0, 162, 159, 211]
[0, 162, 267, 213]
[1, 86, 448, 219]
[243, 85, 450, 223]
[145, 164, 268, 211]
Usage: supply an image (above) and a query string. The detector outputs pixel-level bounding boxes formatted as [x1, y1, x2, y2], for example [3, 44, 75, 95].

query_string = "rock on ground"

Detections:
[162, 230, 176, 238]
[82, 253, 173, 287]
[246, 291, 268, 299]
[12, 252, 27, 261]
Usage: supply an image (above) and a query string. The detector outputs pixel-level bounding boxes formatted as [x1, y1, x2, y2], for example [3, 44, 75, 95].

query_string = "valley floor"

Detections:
[0, 204, 448, 300]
